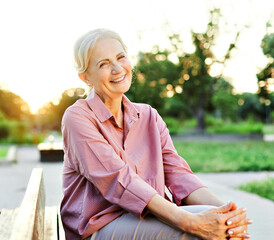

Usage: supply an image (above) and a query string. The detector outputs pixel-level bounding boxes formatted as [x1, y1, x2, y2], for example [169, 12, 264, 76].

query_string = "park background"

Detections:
[0, 0, 274, 203]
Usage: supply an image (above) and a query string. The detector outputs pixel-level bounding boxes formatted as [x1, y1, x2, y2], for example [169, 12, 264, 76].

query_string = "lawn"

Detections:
[0, 147, 9, 158]
[173, 141, 274, 172]
[238, 177, 274, 201]
[263, 124, 274, 134]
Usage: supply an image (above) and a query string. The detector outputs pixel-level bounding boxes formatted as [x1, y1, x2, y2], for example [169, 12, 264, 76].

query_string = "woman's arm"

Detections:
[183, 187, 226, 206]
[146, 194, 251, 240]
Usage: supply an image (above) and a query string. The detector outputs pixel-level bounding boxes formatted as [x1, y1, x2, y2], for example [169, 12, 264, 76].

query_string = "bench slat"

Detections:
[0, 208, 18, 240]
[58, 206, 66, 240]
[10, 168, 45, 240]
[45, 206, 58, 240]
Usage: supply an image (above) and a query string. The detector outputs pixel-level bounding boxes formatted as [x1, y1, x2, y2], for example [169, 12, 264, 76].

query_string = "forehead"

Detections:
[91, 38, 125, 61]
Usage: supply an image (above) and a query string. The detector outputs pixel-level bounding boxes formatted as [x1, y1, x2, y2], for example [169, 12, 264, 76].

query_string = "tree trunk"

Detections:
[196, 106, 205, 133]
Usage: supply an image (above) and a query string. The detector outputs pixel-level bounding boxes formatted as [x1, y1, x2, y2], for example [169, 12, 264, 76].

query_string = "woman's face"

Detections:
[83, 38, 132, 102]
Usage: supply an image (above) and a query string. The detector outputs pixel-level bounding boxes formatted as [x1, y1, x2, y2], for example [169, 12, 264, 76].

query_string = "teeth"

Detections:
[112, 76, 124, 83]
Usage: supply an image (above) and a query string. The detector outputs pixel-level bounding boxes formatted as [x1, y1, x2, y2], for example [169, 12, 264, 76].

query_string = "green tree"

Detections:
[237, 93, 264, 121]
[129, 9, 240, 132]
[37, 88, 86, 131]
[127, 50, 179, 116]
[0, 89, 31, 120]
[212, 78, 238, 121]
[172, 9, 240, 132]
[257, 30, 274, 123]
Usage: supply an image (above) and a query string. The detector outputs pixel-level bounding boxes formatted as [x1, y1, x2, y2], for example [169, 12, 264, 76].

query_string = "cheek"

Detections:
[124, 59, 132, 71]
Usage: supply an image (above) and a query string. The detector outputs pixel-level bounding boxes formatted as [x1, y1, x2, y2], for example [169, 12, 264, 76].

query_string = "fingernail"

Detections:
[227, 220, 232, 225]
[245, 233, 251, 238]
[228, 230, 233, 235]
[248, 219, 253, 224]
[242, 207, 247, 212]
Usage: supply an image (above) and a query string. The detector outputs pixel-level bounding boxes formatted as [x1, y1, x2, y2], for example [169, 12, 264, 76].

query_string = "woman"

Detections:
[60, 28, 252, 240]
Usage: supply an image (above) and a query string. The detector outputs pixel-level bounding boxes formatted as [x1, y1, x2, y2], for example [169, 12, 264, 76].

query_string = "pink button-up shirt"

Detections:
[60, 89, 205, 239]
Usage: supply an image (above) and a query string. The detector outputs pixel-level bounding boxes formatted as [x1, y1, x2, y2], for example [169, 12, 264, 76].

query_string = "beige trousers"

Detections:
[85, 205, 215, 240]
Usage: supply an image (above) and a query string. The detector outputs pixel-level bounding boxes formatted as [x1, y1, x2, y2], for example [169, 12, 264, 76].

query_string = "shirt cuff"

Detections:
[118, 176, 158, 217]
[168, 174, 207, 206]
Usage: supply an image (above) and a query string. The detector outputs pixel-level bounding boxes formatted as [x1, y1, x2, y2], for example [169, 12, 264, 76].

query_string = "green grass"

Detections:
[238, 177, 274, 201]
[0, 147, 9, 158]
[173, 141, 274, 172]
[263, 124, 274, 134]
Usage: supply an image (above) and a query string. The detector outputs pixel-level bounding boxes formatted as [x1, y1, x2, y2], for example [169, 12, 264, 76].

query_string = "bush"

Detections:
[206, 120, 263, 134]
[8, 121, 28, 144]
[0, 147, 9, 158]
[163, 117, 181, 135]
[0, 121, 10, 140]
[205, 115, 224, 127]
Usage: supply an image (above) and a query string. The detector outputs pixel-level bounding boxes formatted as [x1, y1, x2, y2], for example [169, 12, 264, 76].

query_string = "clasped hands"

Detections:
[190, 201, 252, 240]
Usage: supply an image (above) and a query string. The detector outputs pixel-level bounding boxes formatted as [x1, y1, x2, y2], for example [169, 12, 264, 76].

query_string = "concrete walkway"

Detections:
[0, 146, 273, 239]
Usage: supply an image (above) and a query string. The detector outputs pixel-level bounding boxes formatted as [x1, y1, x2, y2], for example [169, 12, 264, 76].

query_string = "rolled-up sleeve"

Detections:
[153, 109, 206, 206]
[62, 107, 158, 217]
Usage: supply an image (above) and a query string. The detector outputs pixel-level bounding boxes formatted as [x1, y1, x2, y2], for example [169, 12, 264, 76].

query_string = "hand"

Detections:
[225, 202, 253, 240]
[184, 202, 252, 240]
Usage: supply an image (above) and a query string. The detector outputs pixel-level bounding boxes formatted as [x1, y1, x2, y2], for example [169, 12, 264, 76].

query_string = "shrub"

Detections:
[163, 117, 181, 135]
[206, 121, 263, 134]
[205, 115, 224, 127]
[0, 121, 10, 140]
[9, 121, 28, 144]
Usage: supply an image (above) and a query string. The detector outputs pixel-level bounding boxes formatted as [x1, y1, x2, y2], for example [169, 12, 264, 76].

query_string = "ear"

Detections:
[78, 73, 93, 87]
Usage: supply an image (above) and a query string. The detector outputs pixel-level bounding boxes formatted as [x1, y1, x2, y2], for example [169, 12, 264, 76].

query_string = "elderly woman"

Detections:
[60, 29, 252, 240]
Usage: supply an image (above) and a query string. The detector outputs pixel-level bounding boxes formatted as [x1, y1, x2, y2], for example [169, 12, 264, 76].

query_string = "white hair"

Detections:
[73, 28, 127, 73]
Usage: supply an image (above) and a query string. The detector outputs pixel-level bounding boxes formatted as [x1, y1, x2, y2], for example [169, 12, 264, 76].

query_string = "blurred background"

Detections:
[0, 2, 274, 236]
[0, 0, 274, 144]
[0, 0, 273, 153]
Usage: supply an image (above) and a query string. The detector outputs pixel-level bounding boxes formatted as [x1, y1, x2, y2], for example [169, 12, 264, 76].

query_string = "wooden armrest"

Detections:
[10, 168, 45, 240]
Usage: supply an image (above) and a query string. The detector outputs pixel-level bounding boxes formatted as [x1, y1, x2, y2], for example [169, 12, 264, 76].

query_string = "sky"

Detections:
[0, 0, 273, 113]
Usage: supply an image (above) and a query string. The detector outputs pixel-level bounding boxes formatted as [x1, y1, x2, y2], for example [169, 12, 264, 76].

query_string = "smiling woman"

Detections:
[59, 28, 252, 240]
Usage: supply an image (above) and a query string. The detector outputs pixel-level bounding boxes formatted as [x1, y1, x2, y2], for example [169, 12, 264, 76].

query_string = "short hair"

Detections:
[73, 28, 127, 73]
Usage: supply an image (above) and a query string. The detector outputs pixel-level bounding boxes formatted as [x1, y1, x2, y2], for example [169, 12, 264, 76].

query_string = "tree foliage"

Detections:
[127, 9, 240, 132]
[0, 89, 31, 120]
[36, 88, 86, 130]
[257, 33, 274, 101]
[257, 27, 274, 123]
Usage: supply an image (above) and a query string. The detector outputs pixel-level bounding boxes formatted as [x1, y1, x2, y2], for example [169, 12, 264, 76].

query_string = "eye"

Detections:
[99, 62, 107, 68]
[117, 54, 125, 60]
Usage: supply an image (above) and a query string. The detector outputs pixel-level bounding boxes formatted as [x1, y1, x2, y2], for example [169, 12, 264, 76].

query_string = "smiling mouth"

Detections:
[111, 75, 125, 83]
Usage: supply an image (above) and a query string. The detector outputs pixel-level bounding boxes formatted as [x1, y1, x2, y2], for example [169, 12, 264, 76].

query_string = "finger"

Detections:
[226, 211, 246, 226]
[215, 201, 236, 214]
[225, 207, 247, 224]
[227, 216, 253, 228]
[229, 201, 238, 211]
[230, 237, 251, 240]
[227, 226, 251, 239]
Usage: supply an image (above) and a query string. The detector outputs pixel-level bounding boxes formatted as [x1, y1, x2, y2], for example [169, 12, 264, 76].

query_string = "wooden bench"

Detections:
[0, 168, 65, 240]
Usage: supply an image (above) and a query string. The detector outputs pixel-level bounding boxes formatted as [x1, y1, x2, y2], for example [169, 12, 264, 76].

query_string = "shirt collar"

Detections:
[85, 89, 140, 123]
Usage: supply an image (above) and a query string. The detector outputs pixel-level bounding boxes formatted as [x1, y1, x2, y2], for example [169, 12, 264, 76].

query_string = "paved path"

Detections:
[196, 173, 274, 240]
[0, 146, 273, 239]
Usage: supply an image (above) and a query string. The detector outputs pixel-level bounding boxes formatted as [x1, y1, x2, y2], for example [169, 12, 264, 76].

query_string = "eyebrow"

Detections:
[96, 52, 125, 66]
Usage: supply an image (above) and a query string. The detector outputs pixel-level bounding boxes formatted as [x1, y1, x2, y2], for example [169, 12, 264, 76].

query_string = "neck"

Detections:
[104, 96, 124, 128]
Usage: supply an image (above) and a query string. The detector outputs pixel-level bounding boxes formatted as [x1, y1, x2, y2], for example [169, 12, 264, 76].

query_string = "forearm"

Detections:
[183, 187, 226, 207]
[146, 193, 250, 239]
[146, 194, 193, 232]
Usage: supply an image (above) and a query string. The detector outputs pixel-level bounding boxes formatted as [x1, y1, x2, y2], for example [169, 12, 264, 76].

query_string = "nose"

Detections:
[111, 62, 123, 74]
